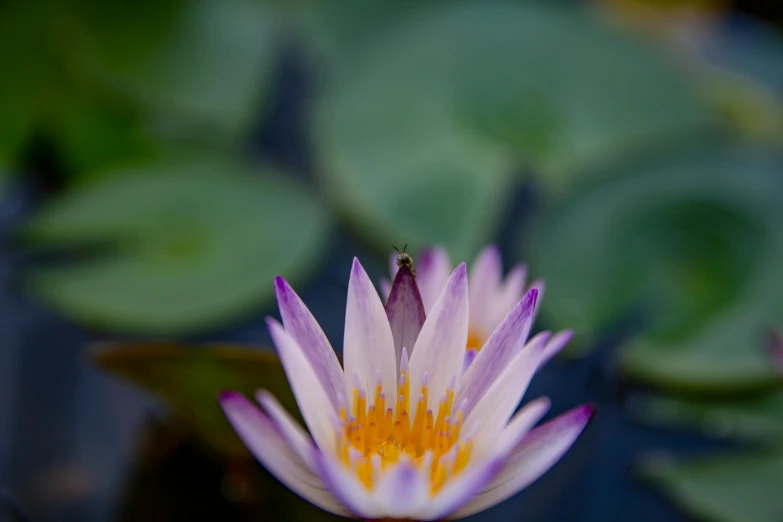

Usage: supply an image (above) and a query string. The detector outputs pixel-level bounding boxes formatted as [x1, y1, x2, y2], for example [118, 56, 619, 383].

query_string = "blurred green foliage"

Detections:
[22, 157, 330, 334]
[532, 148, 783, 392]
[314, 2, 718, 259]
[641, 451, 783, 522]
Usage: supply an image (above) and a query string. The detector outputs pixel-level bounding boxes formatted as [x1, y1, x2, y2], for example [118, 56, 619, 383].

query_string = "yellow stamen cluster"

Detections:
[336, 354, 473, 493]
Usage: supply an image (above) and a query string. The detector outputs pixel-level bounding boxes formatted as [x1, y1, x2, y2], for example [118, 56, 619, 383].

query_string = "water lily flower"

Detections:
[220, 258, 594, 520]
[383, 244, 572, 370]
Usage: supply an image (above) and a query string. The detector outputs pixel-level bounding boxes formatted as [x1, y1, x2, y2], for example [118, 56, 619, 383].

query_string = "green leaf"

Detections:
[92, 341, 298, 457]
[314, 2, 716, 259]
[82, 0, 280, 139]
[641, 451, 783, 522]
[530, 147, 783, 392]
[631, 391, 783, 443]
[53, 92, 159, 176]
[23, 157, 331, 334]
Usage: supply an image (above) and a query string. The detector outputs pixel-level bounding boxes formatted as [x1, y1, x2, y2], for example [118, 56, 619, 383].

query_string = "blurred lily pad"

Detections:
[92, 341, 298, 457]
[82, 0, 281, 140]
[641, 450, 783, 522]
[631, 391, 783, 443]
[22, 157, 331, 334]
[531, 148, 783, 391]
[314, 2, 717, 258]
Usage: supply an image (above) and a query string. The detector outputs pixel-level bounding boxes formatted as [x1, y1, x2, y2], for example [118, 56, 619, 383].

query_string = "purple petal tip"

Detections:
[218, 390, 243, 403]
[580, 403, 598, 423]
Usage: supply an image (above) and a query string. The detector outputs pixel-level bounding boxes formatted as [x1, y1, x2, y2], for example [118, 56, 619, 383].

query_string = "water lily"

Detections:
[220, 258, 594, 520]
[383, 244, 572, 369]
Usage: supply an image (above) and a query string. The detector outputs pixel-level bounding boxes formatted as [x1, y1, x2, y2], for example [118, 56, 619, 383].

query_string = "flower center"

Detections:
[466, 327, 484, 352]
[336, 359, 473, 494]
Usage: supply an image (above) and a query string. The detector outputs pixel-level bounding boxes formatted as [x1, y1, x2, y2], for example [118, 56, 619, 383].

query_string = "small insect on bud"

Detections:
[392, 243, 414, 271]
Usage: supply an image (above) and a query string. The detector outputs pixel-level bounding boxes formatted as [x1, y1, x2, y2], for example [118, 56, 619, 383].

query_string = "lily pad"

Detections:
[22, 157, 331, 334]
[641, 450, 783, 522]
[531, 148, 783, 391]
[630, 391, 783, 443]
[92, 341, 298, 457]
[314, 2, 716, 259]
[82, 0, 280, 139]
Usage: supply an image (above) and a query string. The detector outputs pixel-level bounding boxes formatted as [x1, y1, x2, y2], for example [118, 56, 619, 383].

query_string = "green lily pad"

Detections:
[82, 0, 280, 139]
[631, 391, 783, 443]
[314, 2, 716, 259]
[530, 148, 783, 392]
[22, 157, 331, 334]
[92, 341, 298, 457]
[641, 450, 783, 522]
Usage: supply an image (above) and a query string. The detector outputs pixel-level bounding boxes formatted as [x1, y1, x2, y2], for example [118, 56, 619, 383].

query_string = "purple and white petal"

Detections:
[267, 318, 337, 454]
[343, 257, 398, 402]
[418, 457, 506, 521]
[496, 397, 551, 454]
[409, 264, 469, 410]
[219, 392, 348, 516]
[374, 457, 429, 518]
[314, 450, 382, 519]
[384, 264, 426, 367]
[415, 246, 452, 313]
[492, 263, 527, 323]
[456, 404, 596, 518]
[466, 332, 549, 440]
[469, 245, 504, 336]
[256, 390, 316, 470]
[457, 288, 538, 416]
[275, 277, 345, 412]
[528, 278, 546, 324]
[539, 329, 574, 368]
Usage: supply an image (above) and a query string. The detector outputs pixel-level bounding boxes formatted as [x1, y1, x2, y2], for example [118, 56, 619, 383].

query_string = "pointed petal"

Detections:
[256, 390, 316, 470]
[539, 329, 574, 368]
[497, 396, 551, 454]
[385, 265, 426, 366]
[469, 245, 503, 335]
[267, 318, 336, 454]
[314, 450, 381, 519]
[491, 263, 527, 325]
[274, 277, 345, 411]
[503, 263, 528, 301]
[457, 289, 538, 416]
[417, 457, 505, 521]
[528, 278, 546, 324]
[219, 392, 347, 516]
[409, 264, 469, 411]
[466, 332, 549, 439]
[374, 458, 429, 518]
[456, 404, 596, 518]
[344, 258, 398, 402]
[415, 246, 452, 312]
